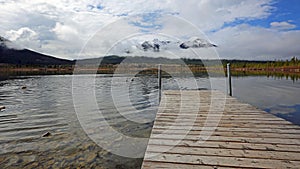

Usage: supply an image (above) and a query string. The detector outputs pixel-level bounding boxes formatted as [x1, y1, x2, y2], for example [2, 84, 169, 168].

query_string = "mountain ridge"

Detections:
[0, 36, 73, 65]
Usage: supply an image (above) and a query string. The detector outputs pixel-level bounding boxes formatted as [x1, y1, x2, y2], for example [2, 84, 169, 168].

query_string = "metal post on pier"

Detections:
[158, 64, 162, 103]
[227, 63, 232, 96]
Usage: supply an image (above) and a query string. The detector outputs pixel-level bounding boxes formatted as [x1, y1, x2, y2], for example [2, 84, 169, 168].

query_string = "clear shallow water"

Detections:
[0, 75, 159, 168]
[0, 74, 299, 168]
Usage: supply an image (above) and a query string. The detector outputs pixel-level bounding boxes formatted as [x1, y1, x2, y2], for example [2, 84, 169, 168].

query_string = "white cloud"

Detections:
[170, 0, 274, 31]
[6, 27, 37, 41]
[5, 27, 41, 49]
[209, 24, 300, 60]
[52, 23, 78, 41]
[270, 21, 296, 30]
[0, 0, 299, 60]
[269, 106, 295, 115]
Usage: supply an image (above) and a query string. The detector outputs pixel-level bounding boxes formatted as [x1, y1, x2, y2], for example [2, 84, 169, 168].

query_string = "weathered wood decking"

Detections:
[142, 90, 300, 169]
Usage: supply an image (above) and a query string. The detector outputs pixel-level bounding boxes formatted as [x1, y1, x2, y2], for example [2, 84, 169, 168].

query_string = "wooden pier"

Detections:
[142, 90, 300, 169]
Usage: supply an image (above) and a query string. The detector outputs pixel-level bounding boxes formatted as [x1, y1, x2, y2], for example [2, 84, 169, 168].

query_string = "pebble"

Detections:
[86, 153, 98, 163]
[83, 144, 93, 150]
[64, 147, 78, 156]
[7, 155, 19, 165]
[23, 155, 36, 163]
[114, 136, 123, 142]
[48, 159, 55, 165]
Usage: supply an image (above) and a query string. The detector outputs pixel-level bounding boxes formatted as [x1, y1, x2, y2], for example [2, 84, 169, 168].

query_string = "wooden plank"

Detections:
[153, 124, 300, 131]
[153, 123, 300, 129]
[154, 119, 293, 125]
[151, 129, 300, 139]
[149, 135, 300, 145]
[155, 118, 292, 124]
[148, 139, 300, 153]
[142, 161, 233, 169]
[153, 126, 300, 134]
[144, 152, 300, 169]
[142, 90, 300, 169]
[146, 145, 300, 161]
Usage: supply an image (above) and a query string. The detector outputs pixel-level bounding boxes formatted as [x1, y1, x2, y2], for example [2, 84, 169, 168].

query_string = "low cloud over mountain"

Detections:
[0, 36, 23, 50]
[138, 37, 217, 52]
[179, 38, 217, 49]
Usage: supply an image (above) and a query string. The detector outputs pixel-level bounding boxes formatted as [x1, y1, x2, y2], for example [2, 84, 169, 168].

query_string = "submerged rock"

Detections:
[42, 132, 51, 137]
[179, 43, 189, 49]
[0, 106, 5, 111]
[21, 86, 27, 89]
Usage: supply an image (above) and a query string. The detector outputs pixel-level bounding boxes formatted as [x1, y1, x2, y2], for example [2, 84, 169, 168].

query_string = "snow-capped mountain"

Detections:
[179, 38, 217, 49]
[138, 37, 217, 52]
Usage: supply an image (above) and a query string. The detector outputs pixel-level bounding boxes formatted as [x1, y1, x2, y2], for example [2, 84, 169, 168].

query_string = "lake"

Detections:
[0, 74, 299, 168]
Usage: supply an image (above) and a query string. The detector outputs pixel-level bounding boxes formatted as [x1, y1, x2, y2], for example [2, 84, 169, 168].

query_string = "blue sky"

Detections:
[272, 0, 300, 27]
[0, 0, 299, 60]
[219, 0, 300, 31]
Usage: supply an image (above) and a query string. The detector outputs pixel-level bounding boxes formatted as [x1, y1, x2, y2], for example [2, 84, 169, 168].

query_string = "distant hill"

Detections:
[82, 56, 269, 67]
[0, 36, 73, 65]
[76, 55, 185, 65]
